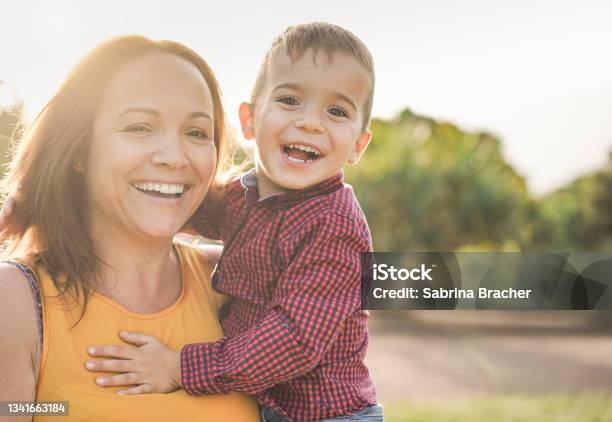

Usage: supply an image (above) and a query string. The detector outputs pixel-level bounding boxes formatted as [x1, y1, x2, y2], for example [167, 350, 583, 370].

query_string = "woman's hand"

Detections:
[85, 331, 182, 395]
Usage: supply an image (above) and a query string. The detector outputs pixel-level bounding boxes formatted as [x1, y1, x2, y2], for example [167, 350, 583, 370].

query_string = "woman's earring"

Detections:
[348, 152, 359, 164]
[74, 162, 84, 173]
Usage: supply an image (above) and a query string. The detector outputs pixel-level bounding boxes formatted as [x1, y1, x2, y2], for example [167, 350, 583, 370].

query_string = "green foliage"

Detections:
[531, 155, 612, 251]
[345, 109, 530, 251]
[345, 107, 612, 251]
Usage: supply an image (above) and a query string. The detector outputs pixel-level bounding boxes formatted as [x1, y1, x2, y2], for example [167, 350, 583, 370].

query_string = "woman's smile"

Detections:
[131, 182, 193, 199]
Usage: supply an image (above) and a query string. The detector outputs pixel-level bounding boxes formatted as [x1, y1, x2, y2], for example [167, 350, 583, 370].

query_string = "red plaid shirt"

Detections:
[181, 170, 377, 421]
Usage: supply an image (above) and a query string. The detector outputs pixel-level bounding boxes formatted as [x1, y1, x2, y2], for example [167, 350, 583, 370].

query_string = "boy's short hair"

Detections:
[251, 22, 375, 132]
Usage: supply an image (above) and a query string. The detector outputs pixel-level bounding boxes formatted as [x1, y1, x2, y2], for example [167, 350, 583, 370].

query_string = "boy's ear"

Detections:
[239, 102, 256, 140]
[348, 130, 372, 165]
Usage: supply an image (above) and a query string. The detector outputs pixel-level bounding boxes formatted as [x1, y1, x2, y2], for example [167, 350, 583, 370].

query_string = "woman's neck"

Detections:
[89, 220, 182, 314]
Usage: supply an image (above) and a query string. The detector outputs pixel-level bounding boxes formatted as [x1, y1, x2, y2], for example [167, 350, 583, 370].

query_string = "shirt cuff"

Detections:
[180, 342, 226, 395]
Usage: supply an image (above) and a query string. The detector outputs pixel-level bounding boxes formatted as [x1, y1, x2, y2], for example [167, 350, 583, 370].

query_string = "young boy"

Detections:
[88, 22, 382, 421]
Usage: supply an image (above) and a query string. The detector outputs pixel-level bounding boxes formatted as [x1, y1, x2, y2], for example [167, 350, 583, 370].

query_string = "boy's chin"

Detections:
[256, 164, 340, 195]
[274, 174, 328, 191]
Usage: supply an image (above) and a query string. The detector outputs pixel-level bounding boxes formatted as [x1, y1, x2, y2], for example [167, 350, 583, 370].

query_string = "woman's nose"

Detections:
[151, 135, 189, 169]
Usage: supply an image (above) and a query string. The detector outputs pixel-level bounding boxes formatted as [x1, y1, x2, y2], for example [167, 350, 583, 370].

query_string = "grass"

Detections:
[383, 394, 612, 422]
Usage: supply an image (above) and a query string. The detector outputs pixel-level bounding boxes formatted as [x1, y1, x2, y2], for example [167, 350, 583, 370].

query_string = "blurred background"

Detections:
[1, 0, 611, 420]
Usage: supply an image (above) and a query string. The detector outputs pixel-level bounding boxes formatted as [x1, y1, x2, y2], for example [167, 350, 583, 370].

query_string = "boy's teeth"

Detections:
[133, 182, 186, 194]
[285, 144, 321, 156]
[286, 154, 312, 163]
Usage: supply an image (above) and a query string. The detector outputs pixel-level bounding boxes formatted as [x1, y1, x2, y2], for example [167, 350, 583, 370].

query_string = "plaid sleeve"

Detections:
[180, 211, 370, 395]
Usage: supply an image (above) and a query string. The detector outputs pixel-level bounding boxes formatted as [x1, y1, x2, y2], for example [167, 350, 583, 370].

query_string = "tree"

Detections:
[345, 108, 530, 251]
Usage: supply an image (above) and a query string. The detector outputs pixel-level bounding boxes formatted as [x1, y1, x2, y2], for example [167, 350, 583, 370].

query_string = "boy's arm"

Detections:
[181, 211, 370, 396]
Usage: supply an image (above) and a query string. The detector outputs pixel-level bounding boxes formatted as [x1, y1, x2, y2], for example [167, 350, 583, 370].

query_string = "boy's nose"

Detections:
[294, 111, 324, 134]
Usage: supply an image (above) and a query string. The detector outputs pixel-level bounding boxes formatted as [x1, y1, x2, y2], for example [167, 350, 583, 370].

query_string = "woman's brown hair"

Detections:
[1, 35, 227, 320]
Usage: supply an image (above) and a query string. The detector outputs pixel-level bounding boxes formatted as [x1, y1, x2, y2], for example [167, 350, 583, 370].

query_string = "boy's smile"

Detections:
[282, 142, 322, 163]
[240, 49, 372, 198]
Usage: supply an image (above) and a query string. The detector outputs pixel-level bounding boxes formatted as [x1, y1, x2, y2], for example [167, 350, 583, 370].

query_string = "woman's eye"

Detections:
[278, 96, 299, 106]
[124, 124, 153, 134]
[187, 129, 210, 140]
[328, 107, 348, 118]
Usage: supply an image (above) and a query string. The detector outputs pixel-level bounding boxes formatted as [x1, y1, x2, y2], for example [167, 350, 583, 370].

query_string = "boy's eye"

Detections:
[328, 107, 349, 118]
[278, 96, 299, 106]
[186, 128, 210, 140]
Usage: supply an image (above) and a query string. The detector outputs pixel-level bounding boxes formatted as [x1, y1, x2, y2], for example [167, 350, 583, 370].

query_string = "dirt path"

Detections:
[365, 312, 612, 402]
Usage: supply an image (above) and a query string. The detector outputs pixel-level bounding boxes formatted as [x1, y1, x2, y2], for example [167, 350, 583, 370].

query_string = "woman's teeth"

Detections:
[132, 182, 188, 197]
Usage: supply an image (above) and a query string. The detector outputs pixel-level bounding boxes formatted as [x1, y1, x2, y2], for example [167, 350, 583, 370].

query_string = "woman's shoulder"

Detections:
[0, 261, 39, 325]
[0, 262, 39, 359]
[0, 261, 38, 312]
[174, 233, 222, 268]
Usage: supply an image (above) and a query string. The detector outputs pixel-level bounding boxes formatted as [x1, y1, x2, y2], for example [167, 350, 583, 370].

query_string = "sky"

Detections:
[1, 0, 611, 195]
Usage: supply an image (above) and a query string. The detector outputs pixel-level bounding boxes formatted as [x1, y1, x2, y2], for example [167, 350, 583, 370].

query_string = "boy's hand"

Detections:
[85, 331, 182, 395]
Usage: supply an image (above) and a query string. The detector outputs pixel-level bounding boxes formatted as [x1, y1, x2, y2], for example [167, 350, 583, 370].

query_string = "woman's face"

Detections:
[86, 52, 216, 240]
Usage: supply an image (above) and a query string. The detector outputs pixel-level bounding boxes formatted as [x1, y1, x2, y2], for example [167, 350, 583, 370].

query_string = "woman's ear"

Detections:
[348, 131, 372, 165]
[239, 102, 256, 140]
[73, 160, 85, 173]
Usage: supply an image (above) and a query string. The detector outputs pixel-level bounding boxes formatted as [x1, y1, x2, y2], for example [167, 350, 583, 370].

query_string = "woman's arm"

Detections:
[0, 264, 39, 421]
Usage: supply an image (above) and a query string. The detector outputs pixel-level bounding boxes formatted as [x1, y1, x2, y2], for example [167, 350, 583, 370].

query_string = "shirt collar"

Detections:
[240, 168, 344, 209]
[240, 168, 259, 190]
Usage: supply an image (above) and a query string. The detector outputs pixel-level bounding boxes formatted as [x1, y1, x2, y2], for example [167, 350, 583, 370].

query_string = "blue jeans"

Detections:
[260, 404, 384, 422]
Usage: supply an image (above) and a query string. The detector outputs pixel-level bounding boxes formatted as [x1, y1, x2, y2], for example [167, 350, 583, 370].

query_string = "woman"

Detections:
[0, 36, 258, 421]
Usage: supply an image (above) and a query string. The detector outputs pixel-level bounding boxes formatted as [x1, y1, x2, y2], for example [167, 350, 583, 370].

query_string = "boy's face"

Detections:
[240, 49, 372, 198]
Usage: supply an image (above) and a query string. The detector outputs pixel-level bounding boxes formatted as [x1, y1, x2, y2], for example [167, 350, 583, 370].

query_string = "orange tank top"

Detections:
[33, 241, 259, 422]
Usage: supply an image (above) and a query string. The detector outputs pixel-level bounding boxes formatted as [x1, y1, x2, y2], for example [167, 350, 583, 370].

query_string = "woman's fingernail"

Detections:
[88, 347, 96, 355]
[96, 378, 105, 385]
[86, 362, 94, 370]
